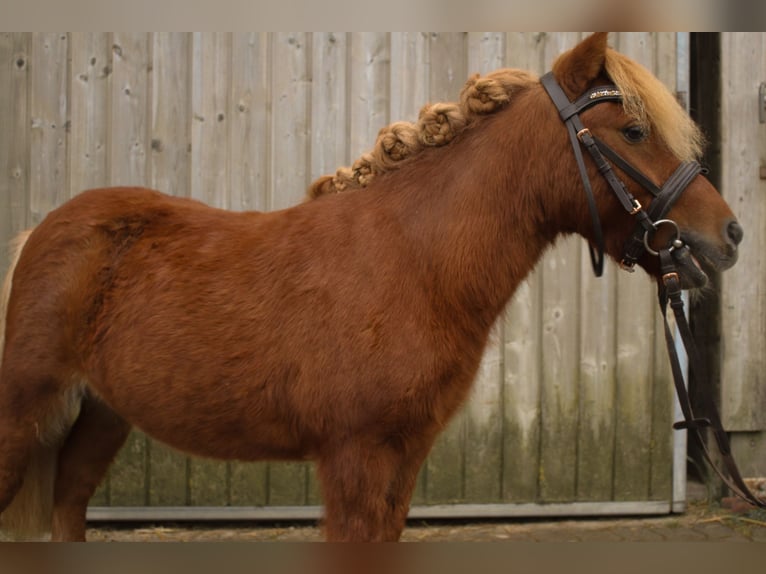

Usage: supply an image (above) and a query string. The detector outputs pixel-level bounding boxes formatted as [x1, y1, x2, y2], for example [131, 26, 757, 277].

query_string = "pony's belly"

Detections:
[90, 384, 311, 462]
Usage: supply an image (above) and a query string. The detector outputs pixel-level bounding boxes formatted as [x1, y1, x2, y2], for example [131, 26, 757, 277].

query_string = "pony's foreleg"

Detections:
[381, 437, 436, 541]
[317, 435, 435, 542]
[51, 394, 130, 541]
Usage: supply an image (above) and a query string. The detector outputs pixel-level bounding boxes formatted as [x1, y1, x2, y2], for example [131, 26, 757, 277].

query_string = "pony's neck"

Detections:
[378, 88, 577, 331]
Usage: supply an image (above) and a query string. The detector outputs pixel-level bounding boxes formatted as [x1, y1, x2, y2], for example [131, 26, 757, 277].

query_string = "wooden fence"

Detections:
[0, 32, 717, 517]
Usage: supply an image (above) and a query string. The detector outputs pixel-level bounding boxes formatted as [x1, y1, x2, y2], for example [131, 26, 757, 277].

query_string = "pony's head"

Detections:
[549, 32, 741, 288]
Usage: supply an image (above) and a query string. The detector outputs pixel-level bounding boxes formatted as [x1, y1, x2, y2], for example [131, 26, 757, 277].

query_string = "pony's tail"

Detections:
[0, 229, 80, 540]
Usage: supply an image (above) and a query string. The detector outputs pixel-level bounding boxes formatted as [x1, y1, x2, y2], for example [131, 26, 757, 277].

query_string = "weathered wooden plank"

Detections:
[421, 32, 470, 504]
[427, 32, 467, 102]
[269, 32, 310, 211]
[188, 457, 229, 506]
[143, 33, 195, 505]
[230, 32, 269, 212]
[609, 33, 660, 502]
[720, 32, 766, 432]
[267, 463, 308, 506]
[462, 32, 506, 503]
[310, 32, 347, 180]
[28, 32, 68, 225]
[147, 441, 188, 506]
[0, 33, 30, 276]
[347, 33, 390, 160]
[150, 32, 192, 199]
[648, 32, 680, 501]
[228, 27, 272, 492]
[190, 32, 230, 209]
[389, 32, 428, 124]
[110, 32, 150, 187]
[262, 32, 314, 505]
[467, 32, 505, 75]
[500, 32, 547, 502]
[68, 33, 110, 198]
[536, 33, 583, 503]
[387, 31, 431, 505]
[576, 245, 617, 501]
[106, 33, 151, 505]
[109, 430, 149, 506]
[229, 461, 268, 506]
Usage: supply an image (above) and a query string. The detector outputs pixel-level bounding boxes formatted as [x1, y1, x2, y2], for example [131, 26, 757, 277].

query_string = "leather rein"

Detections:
[541, 72, 766, 509]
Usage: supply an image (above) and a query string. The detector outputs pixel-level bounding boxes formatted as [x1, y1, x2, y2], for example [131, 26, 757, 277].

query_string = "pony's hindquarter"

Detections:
[0, 230, 84, 540]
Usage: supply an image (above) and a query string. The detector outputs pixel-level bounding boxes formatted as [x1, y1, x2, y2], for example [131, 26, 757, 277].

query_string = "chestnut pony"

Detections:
[0, 34, 742, 541]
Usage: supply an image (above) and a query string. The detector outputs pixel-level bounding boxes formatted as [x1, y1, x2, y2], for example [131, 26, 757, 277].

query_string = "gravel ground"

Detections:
[86, 501, 766, 542]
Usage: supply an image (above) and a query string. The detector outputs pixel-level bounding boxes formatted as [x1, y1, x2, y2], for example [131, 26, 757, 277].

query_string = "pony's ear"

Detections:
[551, 32, 609, 100]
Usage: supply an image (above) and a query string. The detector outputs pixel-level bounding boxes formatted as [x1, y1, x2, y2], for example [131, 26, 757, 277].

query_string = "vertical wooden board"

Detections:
[720, 33, 766, 431]
[503, 277, 543, 501]
[348, 33, 390, 160]
[230, 32, 269, 212]
[144, 33, 195, 505]
[424, 416, 464, 504]
[536, 33, 582, 502]
[151, 32, 192, 199]
[426, 33, 467, 102]
[68, 33, 110, 198]
[109, 430, 148, 505]
[462, 32, 506, 503]
[267, 462, 309, 506]
[0, 33, 30, 272]
[190, 32, 231, 208]
[310, 32, 347, 181]
[467, 32, 505, 75]
[188, 458, 229, 506]
[229, 461, 268, 506]
[610, 33, 661, 501]
[538, 234, 582, 501]
[110, 32, 150, 187]
[501, 32, 546, 503]
[148, 442, 189, 506]
[576, 247, 617, 501]
[650, 308, 675, 500]
[389, 32, 428, 123]
[263, 32, 312, 504]
[306, 464, 323, 506]
[421, 32, 470, 504]
[28, 32, 69, 225]
[648, 32, 678, 501]
[269, 32, 310, 211]
[105, 34, 152, 505]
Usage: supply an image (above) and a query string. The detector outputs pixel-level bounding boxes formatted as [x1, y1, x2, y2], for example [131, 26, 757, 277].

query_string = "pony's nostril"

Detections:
[726, 220, 744, 246]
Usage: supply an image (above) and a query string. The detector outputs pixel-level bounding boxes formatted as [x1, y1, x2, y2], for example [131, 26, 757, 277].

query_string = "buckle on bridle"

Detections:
[619, 259, 636, 272]
[662, 271, 680, 286]
[629, 199, 642, 215]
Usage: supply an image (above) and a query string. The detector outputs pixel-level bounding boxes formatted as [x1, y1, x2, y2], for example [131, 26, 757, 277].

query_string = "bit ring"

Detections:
[643, 219, 682, 256]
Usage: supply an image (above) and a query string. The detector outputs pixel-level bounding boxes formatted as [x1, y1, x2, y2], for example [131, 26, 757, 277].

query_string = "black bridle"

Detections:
[542, 72, 766, 510]
[541, 72, 703, 276]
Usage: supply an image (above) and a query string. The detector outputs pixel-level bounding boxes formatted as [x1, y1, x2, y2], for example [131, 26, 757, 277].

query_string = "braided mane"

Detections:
[307, 69, 538, 199]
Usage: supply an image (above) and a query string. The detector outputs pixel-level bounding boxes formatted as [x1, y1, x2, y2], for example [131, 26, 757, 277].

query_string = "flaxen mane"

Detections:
[307, 46, 703, 200]
[600, 48, 703, 162]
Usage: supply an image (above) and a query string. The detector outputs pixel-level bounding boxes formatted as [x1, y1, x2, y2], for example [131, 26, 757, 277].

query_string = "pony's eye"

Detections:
[622, 125, 648, 143]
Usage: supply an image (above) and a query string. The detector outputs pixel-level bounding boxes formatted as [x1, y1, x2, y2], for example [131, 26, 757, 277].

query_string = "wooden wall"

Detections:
[719, 33, 766, 477]
[0, 33, 687, 514]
